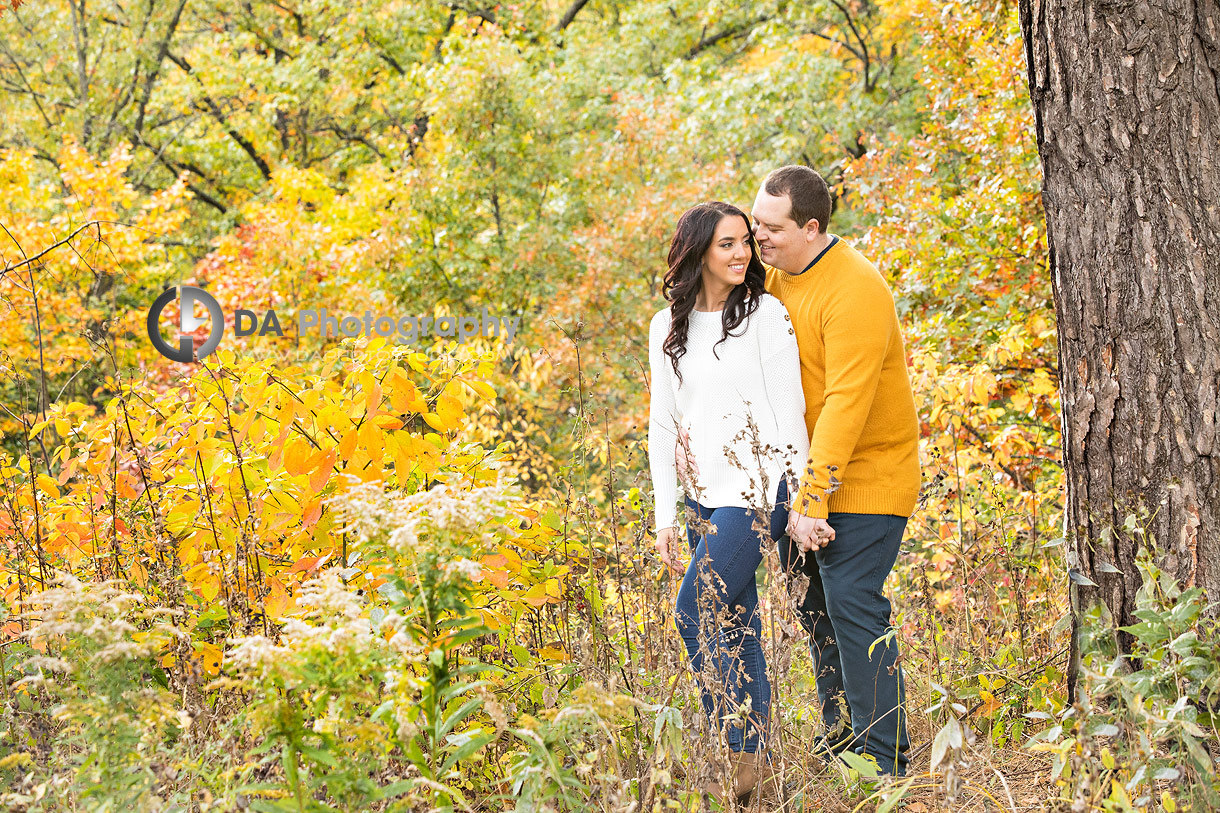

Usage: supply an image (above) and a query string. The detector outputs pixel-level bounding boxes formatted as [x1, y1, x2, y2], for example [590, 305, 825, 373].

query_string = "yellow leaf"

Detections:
[358, 422, 384, 461]
[1029, 371, 1057, 397]
[195, 642, 223, 676]
[467, 380, 496, 402]
[495, 547, 523, 572]
[539, 644, 568, 662]
[278, 398, 296, 429]
[177, 538, 201, 567]
[362, 372, 382, 419]
[437, 394, 463, 427]
[187, 562, 221, 603]
[283, 438, 312, 477]
[544, 578, 561, 599]
[36, 475, 59, 499]
[520, 583, 550, 608]
[422, 412, 448, 432]
[338, 428, 358, 459]
[478, 608, 509, 631]
[263, 578, 293, 619]
[971, 375, 989, 404]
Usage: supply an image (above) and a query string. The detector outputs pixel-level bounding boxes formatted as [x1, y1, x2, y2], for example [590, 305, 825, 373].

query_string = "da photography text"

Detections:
[148, 285, 519, 362]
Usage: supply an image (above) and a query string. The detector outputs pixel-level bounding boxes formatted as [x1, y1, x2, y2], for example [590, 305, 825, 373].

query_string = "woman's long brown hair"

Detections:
[662, 202, 767, 386]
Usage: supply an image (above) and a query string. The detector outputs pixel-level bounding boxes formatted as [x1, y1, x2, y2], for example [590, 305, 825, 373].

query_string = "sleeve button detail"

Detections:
[783, 314, 790, 321]
[788, 328, 795, 335]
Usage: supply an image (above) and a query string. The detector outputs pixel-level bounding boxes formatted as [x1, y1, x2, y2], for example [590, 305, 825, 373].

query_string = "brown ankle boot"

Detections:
[705, 750, 761, 805]
[752, 754, 786, 804]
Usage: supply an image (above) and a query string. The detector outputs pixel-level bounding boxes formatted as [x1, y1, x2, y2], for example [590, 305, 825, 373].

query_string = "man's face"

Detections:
[751, 186, 814, 273]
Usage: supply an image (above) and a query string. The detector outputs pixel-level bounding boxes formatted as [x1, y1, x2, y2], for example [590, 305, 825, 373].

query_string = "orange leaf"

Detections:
[481, 553, 508, 569]
[302, 499, 322, 526]
[296, 553, 330, 574]
[309, 458, 332, 492]
[115, 473, 139, 499]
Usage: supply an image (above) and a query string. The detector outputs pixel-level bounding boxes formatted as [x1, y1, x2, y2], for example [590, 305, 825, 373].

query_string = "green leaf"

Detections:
[440, 731, 494, 773]
[838, 749, 881, 778]
[440, 697, 484, 740]
[876, 776, 916, 813]
[372, 779, 417, 800]
[298, 742, 338, 767]
[1068, 569, 1098, 587]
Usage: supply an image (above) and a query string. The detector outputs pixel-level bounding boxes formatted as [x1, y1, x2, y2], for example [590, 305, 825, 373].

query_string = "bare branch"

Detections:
[827, 0, 874, 91]
[685, 14, 772, 59]
[556, 0, 591, 31]
[166, 51, 274, 181]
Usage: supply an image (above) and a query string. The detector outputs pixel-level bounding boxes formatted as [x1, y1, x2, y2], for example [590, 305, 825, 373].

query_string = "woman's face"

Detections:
[700, 215, 752, 294]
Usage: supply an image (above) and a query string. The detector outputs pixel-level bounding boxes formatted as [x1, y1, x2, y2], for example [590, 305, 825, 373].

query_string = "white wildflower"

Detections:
[329, 470, 523, 551]
[26, 655, 72, 674]
[227, 634, 291, 681]
[444, 558, 483, 580]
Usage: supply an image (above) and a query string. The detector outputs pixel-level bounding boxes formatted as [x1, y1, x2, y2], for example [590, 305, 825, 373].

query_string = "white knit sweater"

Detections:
[648, 293, 809, 531]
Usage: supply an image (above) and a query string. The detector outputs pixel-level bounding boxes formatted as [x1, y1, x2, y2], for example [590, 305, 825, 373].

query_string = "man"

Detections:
[680, 165, 920, 776]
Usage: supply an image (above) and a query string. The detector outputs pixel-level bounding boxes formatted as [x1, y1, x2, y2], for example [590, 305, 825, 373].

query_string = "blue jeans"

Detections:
[777, 512, 910, 775]
[676, 479, 790, 754]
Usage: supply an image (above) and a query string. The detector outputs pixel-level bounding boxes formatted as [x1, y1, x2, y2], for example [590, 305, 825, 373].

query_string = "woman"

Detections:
[648, 201, 809, 803]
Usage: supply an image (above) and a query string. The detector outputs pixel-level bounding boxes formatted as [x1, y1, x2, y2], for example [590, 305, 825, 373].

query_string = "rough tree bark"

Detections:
[1019, 0, 1220, 689]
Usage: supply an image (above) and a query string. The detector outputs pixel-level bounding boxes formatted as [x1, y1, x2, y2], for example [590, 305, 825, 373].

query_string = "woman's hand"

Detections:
[654, 526, 685, 574]
[788, 511, 836, 552]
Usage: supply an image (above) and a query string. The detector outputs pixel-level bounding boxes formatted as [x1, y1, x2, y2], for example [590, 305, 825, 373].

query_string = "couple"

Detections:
[647, 165, 921, 802]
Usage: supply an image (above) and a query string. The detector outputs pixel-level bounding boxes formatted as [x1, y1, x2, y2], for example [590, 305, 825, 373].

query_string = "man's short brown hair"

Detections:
[763, 165, 831, 233]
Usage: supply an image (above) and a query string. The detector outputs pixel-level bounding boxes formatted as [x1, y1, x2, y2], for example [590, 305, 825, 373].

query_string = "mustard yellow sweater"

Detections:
[765, 239, 921, 518]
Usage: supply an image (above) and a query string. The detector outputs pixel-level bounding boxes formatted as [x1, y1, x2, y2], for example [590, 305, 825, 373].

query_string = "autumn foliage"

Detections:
[1, 0, 1216, 810]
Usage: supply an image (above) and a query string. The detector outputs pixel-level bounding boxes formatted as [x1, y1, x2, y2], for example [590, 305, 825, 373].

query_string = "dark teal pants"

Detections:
[778, 512, 910, 775]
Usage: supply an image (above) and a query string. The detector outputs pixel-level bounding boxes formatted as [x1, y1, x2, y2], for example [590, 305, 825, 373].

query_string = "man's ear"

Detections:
[803, 219, 822, 241]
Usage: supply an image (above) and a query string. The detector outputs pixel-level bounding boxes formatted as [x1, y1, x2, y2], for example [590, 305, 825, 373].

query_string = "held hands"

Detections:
[787, 511, 836, 552]
[654, 526, 684, 574]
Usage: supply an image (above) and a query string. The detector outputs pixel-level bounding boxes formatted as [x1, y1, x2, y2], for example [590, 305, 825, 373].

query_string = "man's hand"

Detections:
[787, 511, 836, 552]
[675, 428, 700, 491]
[654, 526, 685, 574]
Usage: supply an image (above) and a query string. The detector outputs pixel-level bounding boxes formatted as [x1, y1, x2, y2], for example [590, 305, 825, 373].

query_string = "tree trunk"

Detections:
[1018, 0, 1220, 689]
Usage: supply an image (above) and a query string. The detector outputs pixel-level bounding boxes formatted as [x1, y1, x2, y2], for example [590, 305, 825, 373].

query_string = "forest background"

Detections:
[0, 0, 1213, 810]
